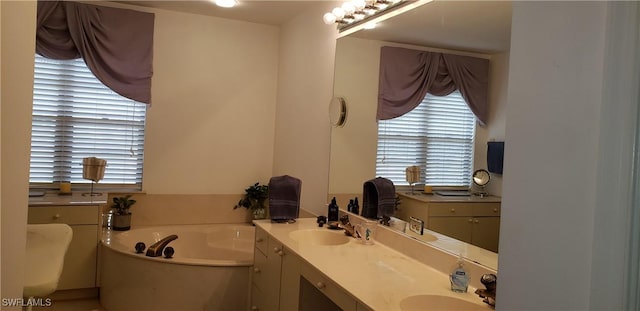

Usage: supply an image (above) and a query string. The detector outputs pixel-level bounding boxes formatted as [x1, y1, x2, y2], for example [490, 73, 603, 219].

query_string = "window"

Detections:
[376, 90, 476, 186]
[30, 54, 146, 188]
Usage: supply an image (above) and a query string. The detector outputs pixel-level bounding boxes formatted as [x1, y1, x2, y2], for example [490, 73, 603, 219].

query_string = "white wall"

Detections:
[498, 2, 610, 309]
[135, 7, 279, 194]
[272, 2, 338, 215]
[1, 1, 36, 308]
[329, 37, 508, 196]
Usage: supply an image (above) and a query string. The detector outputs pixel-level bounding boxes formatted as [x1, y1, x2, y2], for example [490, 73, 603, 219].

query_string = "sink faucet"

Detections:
[474, 273, 497, 307]
[146, 234, 178, 257]
[339, 215, 359, 238]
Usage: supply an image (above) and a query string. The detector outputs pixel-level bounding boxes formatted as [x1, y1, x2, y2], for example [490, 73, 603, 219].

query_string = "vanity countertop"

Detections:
[29, 192, 107, 206]
[398, 191, 502, 203]
[253, 218, 492, 310]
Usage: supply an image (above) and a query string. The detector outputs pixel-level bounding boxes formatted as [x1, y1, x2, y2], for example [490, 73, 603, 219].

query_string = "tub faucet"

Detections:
[146, 234, 178, 257]
[474, 273, 497, 307]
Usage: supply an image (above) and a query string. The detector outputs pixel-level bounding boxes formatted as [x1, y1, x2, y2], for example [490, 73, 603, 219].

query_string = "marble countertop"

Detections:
[254, 218, 492, 310]
[398, 191, 502, 203]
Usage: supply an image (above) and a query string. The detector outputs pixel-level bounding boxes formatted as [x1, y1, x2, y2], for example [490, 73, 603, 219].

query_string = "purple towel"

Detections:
[268, 175, 301, 221]
[362, 177, 396, 219]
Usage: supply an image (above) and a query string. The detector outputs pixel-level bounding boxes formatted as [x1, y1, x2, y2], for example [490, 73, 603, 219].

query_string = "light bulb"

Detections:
[332, 7, 346, 19]
[353, 0, 366, 11]
[323, 12, 337, 24]
[342, 2, 356, 15]
[214, 0, 237, 8]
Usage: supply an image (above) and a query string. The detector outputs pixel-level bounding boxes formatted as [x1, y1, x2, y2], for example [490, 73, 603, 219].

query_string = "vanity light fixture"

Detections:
[327, 0, 434, 37]
[214, 0, 237, 8]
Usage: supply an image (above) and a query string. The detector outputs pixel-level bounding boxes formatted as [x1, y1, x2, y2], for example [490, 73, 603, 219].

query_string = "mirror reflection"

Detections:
[328, 1, 511, 269]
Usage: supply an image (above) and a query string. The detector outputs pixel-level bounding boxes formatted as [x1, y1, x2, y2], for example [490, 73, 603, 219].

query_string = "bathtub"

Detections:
[100, 224, 254, 311]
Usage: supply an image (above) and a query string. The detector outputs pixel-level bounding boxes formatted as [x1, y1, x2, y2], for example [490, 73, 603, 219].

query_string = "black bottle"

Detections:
[352, 197, 360, 215]
[328, 197, 339, 222]
[347, 199, 354, 213]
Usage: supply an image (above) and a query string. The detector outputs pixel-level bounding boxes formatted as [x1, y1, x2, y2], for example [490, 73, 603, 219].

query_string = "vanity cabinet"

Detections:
[27, 204, 101, 290]
[251, 225, 371, 311]
[252, 226, 285, 311]
[396, 194, 501, 252]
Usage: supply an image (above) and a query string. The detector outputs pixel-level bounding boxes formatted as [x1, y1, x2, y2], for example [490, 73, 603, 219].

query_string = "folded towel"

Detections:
[362, 177, 396, 219]
[268, 175, 302, 221]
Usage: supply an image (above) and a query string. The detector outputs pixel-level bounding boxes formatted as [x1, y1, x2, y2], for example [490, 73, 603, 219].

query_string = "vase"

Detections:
[113, 214, 132, 231]
[252, 208, 266, 220]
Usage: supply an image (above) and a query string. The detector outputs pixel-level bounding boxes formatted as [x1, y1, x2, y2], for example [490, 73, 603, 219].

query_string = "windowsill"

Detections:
[29, 191, 108, 206]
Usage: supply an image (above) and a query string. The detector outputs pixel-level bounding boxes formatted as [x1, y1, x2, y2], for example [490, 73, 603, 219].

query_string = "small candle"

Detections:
[423, 185, 433, 194]
[59, 182, 71, 193]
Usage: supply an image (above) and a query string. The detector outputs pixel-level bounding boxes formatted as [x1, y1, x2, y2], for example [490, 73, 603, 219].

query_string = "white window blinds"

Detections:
[30, 54, 146, 187]
[376, 90, 476, 186]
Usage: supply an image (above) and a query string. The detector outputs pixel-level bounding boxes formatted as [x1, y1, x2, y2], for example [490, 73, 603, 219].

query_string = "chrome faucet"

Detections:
[474, 273, 497, 307]
[339, 215, 359, 238]
[146, 234, 178, 257]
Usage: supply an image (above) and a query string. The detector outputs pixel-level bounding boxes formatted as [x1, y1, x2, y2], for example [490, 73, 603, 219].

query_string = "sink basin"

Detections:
[288, 229, 350, 246]
[399, 295, 488, 311]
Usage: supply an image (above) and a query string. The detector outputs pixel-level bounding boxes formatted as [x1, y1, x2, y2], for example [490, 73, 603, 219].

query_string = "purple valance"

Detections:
[36, 1, 155, 104]
[377, 46, 489, 125]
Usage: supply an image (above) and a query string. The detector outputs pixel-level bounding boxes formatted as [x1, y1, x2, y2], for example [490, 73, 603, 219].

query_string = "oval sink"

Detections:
[288, 229, 350, 246]
[399, 295, 488, 311]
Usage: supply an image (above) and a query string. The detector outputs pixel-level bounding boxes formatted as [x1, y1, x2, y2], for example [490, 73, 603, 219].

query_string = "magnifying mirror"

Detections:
[472, 169, 490, 197]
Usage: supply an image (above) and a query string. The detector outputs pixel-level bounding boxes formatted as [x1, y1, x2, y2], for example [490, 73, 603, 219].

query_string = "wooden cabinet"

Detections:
[252, 226, 365, 311]
[251, 226, 287, 311]
[28, 205, 101, 290]
[396, 195, 501, 252]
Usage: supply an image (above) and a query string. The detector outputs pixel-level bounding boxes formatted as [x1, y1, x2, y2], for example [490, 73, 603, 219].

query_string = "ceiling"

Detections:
[121, 1, 324, 25]
[121, 0, 512, 53]
[351, 1, 512, 54]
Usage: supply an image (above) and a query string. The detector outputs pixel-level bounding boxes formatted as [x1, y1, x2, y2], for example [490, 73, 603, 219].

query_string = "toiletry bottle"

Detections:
[328, 197, 339, 222]
[450, 255, 470, 293]
[347, 199, 354, 213]
[352, 197, 360, 215]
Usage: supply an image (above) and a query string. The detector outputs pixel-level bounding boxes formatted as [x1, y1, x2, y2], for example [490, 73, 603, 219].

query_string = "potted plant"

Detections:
[234, 182, 269, 220]
[111, 194, 136, 231]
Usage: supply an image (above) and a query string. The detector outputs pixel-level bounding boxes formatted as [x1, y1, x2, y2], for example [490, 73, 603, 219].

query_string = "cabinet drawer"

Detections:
[301, 263, 356, 311]
[472, 203, 501, 216]
[429, 203, 473, 216]
[252, 249, 268, 291]
[28, 205, 99, 225]
[255, 226, 268, 255]
[250, 284, 266, 311]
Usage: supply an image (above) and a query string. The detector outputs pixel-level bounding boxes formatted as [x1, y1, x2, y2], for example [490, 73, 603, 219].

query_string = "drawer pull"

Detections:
[474, 219, 480, 224]
[468, 218, 473, 223]
[253, 267, 261, 273]
[256, 237, 264, 243]
[273, 247, 281, 253]
[493, 208, 498, 212]
[53, 214, 61, 220]
[450, 208, 456, 213]
[251, 306, 259, 311]
[316, 282, 326, 289]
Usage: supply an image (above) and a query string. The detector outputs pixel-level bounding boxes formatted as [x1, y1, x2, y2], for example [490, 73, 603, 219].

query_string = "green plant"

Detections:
[234, 182, 269, 210]
[111, 194, 136, 215]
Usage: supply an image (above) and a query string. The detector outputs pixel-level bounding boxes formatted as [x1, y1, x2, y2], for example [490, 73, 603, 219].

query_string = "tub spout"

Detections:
[146, 234, 178, 257]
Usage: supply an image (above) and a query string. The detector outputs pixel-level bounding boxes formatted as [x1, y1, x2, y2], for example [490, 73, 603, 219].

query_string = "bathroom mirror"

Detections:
[328, 1, 511, 269]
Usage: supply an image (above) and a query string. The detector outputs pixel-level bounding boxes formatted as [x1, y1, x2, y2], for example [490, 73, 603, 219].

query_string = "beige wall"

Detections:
[134, 6, 279, 194]
[329, 37, 508, 196]
[272, 2, 339, 216]
[1, 1, 36, 307]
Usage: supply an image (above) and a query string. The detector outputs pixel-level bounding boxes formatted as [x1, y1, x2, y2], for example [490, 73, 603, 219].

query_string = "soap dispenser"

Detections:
[450, 255, 470, 293]
[328, 197, 339, 222]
